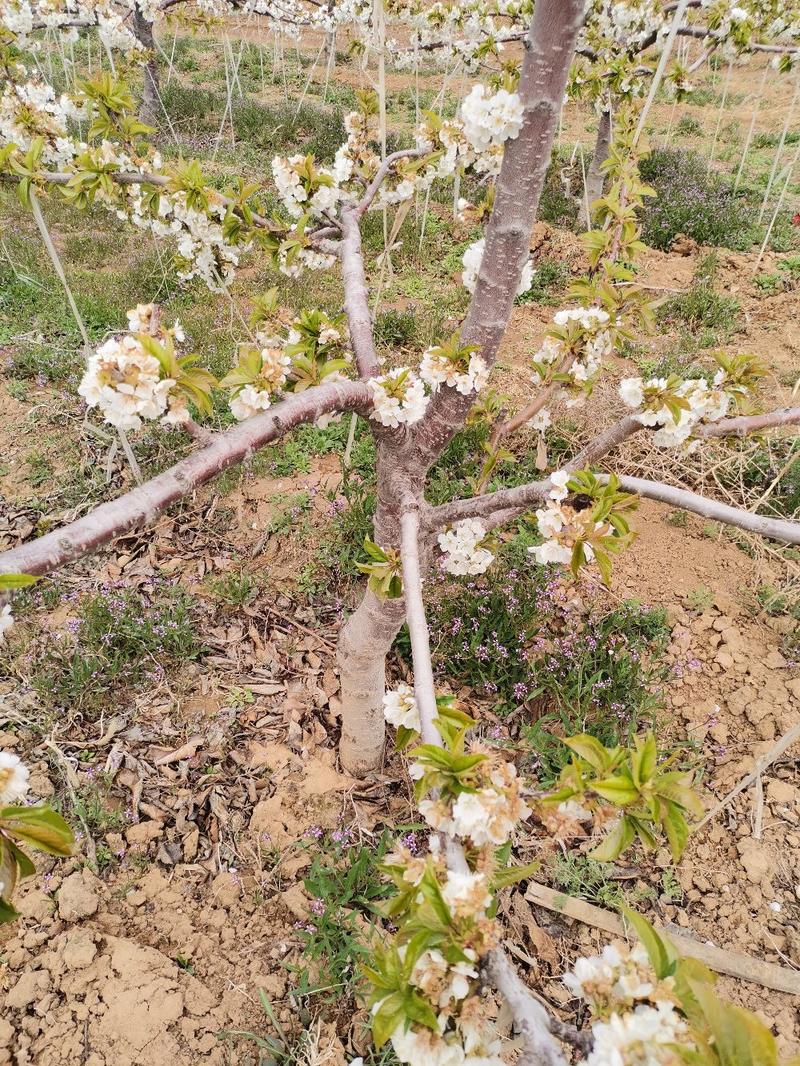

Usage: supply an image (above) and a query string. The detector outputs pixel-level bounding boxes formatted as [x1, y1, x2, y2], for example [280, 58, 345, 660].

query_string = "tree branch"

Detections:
[339, 207, 382, 379]
[428, 482, 548, 530]
[490, 353, 576, 448]
[31, 170, 278, 231]
[617, 475, 800, 544]
[0, 379, 371, 578]
[398, 500, 569, 1066]
[482, 951, 574, 1066]
[430, 464, 800, 545]
[695, 406, 800, 438]
[399, 504, 442, 746]
[570, 414, 643, 467]
[409, 0, 586, 470]
[354, 149, 424, 220]
[568, 404, 800, 468]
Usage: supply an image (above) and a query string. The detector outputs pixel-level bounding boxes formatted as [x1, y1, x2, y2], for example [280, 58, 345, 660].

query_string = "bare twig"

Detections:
[693, 721, 800, 832]
[617, 475, 800, 544]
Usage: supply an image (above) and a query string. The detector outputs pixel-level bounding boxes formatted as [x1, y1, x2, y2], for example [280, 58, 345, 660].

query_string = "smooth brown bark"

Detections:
[0, 379, 371, 577]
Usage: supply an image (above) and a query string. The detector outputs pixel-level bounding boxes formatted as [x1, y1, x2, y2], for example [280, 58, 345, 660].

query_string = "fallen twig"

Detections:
[694, 721, 800, 832]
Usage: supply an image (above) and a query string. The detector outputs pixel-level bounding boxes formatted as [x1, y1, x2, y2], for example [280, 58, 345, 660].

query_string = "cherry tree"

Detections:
[2, 0, 800, 1061]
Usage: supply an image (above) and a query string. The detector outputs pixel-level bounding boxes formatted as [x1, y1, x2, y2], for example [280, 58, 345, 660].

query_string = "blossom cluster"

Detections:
[419, 346, 489, 396]
[221, 307, 351, 422]
[0, 73, 81, 168]
[382, 683, 421, 734]
[437, 519, 494, 576]
[78, 305, 190, 431]
[228, 347, 292, 421]
[368, 368, 430, 428]
[123, 181, 244, 289]
[618, 371, 732, 448]
[417, 758, 532, 848]
[530, 469, 583, 566]
[565, 941, 691, 1066]
[1, 0, 143, 52]
[531, 306, 615, 406]
[79, 335, 176, 432]
[271, 154, 341, 220]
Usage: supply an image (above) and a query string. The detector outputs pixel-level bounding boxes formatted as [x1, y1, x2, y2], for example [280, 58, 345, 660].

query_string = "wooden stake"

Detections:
[525, 882, 800, 996]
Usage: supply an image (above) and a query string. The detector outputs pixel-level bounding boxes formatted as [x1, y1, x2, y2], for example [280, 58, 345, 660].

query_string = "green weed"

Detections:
[291, 828, 393, 1005]
[30, 585, 202, 711]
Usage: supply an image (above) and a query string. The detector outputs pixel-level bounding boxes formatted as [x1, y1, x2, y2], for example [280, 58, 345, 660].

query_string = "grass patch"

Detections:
[396, 534, 671, 782]
[27, 585, 202, 712]
[291, 827, 393, 1005]
[657, 254, 739, 345]
[638, 148, 761, 251]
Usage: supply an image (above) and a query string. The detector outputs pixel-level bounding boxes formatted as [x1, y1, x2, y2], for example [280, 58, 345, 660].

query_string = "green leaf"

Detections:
[620, 905, 676, 979]
[395, 725, 417, 751]
[660, 800, 690, 861]
[0, 837, 19, 903]
[403, 990, 439, 1032]
[492, 861, 540, 890]
[562, 734, 612, 773]
[372, 992, 406, 1049]
[589, 814, 636, 862]
[7, 839, 35, 879]
[654, 775, 704, 819]
[591, 776, 640, 806]
[631, 733, 657, 789]
[689, 979, 779, 1066]
[631, 816, 659, 850]
[0, 894, 20, 923]
[0, 805, 74, 857]
[0, 573, 37, 590]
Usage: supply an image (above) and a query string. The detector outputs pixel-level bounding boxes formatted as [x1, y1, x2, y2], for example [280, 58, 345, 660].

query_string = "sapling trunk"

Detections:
[337, 0, 587, 773]
[132, 6, 160, 127]
[577, 108, 611, 227]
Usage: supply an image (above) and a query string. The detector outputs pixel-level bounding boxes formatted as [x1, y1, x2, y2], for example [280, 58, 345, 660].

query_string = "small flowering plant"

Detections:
[0, 752, 74, 922]
[541, 732, 703, 861]
[365, 706, 535, 1063]
[369, 688, 706, 1065]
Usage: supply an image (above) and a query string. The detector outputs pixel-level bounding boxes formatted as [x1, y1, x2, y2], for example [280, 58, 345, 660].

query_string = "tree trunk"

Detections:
[337, 0, 586, 775]
[338, 439, 419, 775]
[132, 5, 160, 127]
[338, 589, 406, 775]
[578, 108, 611, 227]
